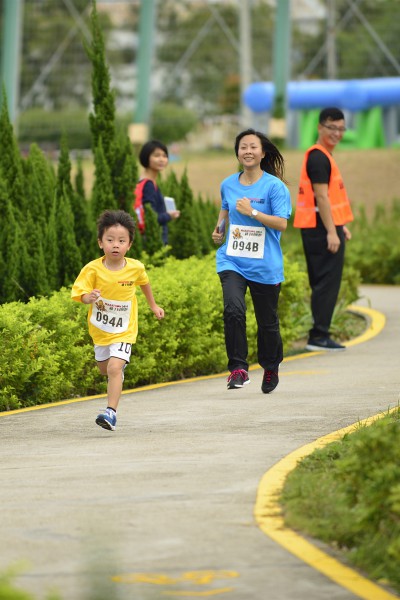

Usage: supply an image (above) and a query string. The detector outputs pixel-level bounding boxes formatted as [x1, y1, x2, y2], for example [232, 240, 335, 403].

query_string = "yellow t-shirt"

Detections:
[71, 257, 150, 345]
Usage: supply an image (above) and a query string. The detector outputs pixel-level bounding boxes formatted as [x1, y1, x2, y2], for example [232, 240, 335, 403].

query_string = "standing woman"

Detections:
[137, 140, 180, 245]
[212, 129, 292, 393]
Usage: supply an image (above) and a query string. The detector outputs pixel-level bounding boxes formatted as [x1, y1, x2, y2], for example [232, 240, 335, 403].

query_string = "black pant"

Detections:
[218, 270, 283, 373]
[301, 218, 345, 339]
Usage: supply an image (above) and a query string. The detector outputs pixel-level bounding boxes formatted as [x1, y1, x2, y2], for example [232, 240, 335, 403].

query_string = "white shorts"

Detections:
[94, 342, 132, 364]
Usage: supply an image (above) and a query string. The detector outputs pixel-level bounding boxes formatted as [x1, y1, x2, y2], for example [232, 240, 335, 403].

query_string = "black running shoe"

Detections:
[227, 369, 250, 389]
[261, 370, 279, 394]
[305, 337, 346, 352]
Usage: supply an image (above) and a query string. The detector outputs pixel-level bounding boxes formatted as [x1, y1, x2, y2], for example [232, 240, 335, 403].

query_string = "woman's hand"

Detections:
[236, 197, 252, 216]
[212, 226, 225, 245]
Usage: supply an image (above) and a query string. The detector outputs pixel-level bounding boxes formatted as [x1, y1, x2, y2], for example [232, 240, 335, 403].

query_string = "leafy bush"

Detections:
[281, 409, 400, 592]
[0, 289, 102, 410]
[283, 203, 400, 286]
[151, 102, 199, 144]
[18, 108, 92, 150]
[0, 252, 310, 411]
[346, 201, 400, 284]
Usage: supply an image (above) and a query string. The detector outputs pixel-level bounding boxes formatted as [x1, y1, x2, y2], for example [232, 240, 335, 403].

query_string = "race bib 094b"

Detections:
[226, 225, 265, 259]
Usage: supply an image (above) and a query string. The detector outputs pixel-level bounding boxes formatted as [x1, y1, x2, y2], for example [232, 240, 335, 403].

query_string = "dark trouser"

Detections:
[218, 270, 283, 373]
[301, 217, 345, 339]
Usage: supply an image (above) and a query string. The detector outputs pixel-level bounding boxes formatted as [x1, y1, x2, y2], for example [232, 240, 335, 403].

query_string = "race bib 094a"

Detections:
[90, 297, 131, 333]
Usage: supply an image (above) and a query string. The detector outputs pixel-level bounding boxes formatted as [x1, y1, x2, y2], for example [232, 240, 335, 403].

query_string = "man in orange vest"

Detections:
[294, 107, 353, 351]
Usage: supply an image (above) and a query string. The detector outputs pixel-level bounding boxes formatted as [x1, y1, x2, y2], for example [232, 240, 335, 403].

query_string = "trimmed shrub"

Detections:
[0, 252, 309, 410]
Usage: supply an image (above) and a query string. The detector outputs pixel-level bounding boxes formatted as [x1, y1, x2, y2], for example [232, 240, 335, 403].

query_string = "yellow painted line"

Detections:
[254, 410, 399, 600]
[112, 570, 239, 596]
[162, 589, 234, 597]
[0, 305, 384, 419]
[0, 302, 392, 597]
[283, 305, 386, 361]
[255, 304, 397, 600]
[345, 304, 386, 346]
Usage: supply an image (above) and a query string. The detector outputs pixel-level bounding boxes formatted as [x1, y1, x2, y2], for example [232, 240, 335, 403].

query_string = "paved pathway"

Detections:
[1, 285, 399, 600]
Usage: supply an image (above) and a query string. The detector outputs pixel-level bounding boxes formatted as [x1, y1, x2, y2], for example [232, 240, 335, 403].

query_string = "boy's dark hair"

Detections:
[139, 140, 169, 168]
[319, 107, 345, 123]
[234, 128, 286, 182]
[97, 210, 135, 242]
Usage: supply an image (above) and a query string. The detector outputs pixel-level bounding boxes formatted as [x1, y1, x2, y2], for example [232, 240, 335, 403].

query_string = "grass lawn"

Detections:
[75, 147, 400, 218]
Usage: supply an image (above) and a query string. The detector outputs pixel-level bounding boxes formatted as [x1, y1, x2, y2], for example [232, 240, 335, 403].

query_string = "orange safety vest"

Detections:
[293, 144, 353, 228]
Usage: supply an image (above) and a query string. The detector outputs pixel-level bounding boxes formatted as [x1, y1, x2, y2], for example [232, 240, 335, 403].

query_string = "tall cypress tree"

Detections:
[91, 141, 118, 222]
[0, 88, 26, 215]
[20, 211, 49, 298]
[143, 204, 163, 257]
[74, 157, 86, 201]
[57, 187, 82, 287]
[71, 166, 94, 265]
[86, 0, 116, 169]
[169, 170, 201, 259]
[44, 197, 60, 291]
[0, 177, 25, 303]
[129, 211, 143, 259]
[112, 130, 138, 213]
[160, 169, 180, 200]
[24, 144, 50, 232]
[56, 134, 74, 201]
[192, 197, 213, 255]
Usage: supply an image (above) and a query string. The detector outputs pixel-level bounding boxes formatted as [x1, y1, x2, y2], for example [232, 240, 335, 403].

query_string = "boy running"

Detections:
[71, 210, 164, 431]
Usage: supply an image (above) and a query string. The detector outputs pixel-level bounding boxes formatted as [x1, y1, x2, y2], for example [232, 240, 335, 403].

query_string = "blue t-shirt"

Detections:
[216, 171, 292, 284]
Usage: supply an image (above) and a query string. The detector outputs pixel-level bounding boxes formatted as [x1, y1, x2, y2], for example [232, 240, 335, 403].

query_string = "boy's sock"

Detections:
[106, 406, 116, 413]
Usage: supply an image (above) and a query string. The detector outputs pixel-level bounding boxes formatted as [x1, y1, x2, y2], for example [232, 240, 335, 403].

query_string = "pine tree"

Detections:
[0, 87, 27, 215]
[0, 177, 25, 303]
[170, 170, 201, 259]
[56, 134, 74, 201]
[26, 143, 56, 214]
[192, 197, 213, 255]
[44, 198, 60, 291]
[20, 211, 49, 298]
[91, 140, 118, 221]
[74, 157, 86, 201]
[57, 187, 82, 287]
[72, 156, 97, 264]
[160, 169, 180, 199]
[143, 204, 163, 256]
[86, 0, 116, 169]
[129, 211, 143, 259]
[112, 130, 138, 213]
[24, 145, 49, 232]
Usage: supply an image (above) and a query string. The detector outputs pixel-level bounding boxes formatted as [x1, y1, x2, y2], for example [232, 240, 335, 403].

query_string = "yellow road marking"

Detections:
[255, 305, 397, 600]
[112, 570, 239, 597]
[1, 305, 377, 417]
[1, 304, 394, 597]
[254, 410, 399, 600]
[162, 589, 234, 597]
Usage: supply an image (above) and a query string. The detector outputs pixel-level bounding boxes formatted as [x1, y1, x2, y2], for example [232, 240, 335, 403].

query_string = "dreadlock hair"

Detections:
[234, 128, 287, 183]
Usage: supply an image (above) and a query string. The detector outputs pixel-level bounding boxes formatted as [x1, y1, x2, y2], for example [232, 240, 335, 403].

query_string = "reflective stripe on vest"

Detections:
[293, 144, 354, 229]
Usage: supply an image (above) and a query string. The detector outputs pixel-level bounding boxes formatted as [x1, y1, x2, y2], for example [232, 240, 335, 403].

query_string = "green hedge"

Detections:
[281, 409, 400, 593]
[17, 103, 199, 150]
[282, 202, 400, 286]
[0, 252, 310, 411]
